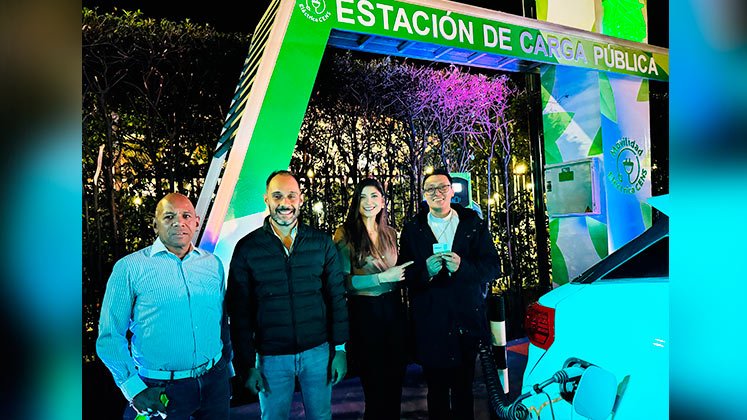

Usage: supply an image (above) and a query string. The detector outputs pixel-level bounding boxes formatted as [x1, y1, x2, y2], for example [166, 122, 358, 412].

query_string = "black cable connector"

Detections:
[477, 339, 530, 420]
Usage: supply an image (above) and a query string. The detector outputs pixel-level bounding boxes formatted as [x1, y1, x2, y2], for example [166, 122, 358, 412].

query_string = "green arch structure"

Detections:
[195, 0, 668, 269]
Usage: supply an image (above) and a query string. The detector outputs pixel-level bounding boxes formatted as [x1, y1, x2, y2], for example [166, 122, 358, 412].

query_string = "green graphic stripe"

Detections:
[542, 111, 574, 165]
[588, 127, 603, 156]
[653, 53, 668, 77]
[549, 218, 569, 285]
[636, 78, 649, 102]
[641, 202, 652, 228]
[599, 72, 618, 123]
[540, 65, 556, 110]
[586, 217, 609, 259]
[541, 85, 551, 112]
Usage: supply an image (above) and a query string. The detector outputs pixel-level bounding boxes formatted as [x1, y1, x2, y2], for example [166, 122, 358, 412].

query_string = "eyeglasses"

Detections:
[424, 184, 451, 196]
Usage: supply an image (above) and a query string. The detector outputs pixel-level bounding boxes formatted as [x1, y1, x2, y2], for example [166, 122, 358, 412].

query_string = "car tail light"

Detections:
[525, 302, 555, 350]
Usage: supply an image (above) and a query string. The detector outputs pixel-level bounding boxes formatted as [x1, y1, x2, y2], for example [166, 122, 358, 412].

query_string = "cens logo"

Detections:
[607, 137, 648, 194]
[299, 0, 331, 23]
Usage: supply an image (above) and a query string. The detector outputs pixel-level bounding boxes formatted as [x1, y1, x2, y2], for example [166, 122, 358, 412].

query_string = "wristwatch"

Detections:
[334, 343, 346, 352]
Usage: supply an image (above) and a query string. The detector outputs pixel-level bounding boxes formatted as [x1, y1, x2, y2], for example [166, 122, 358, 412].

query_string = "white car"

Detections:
[519, 206, 669, 419]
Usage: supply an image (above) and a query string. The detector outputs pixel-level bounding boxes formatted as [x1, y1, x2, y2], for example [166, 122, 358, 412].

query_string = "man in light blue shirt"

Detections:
[97, 193, 232, 419]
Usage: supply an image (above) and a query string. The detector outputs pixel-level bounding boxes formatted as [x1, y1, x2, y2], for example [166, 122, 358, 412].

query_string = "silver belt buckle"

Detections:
[192, 364, 208, 377]
[193, 357, 215, 377]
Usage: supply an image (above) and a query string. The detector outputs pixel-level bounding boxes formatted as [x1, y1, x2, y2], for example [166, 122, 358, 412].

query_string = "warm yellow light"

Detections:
[307, 169, 315, 178]
[312, 202, 324, 214]
[424, 166, 434, 175]
[133, 197, 143, 206]
[514, 163, 527, 175]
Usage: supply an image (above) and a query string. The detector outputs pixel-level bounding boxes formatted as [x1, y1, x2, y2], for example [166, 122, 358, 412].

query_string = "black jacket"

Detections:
[398, 204, 500, 367]
[227, 217, 349, 376]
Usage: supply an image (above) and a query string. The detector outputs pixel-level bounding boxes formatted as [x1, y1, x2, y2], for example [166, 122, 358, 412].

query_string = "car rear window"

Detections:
[602, 236, 669, 279]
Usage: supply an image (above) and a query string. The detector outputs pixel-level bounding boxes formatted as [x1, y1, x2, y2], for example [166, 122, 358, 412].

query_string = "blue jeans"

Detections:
[258, 342, 332, 420]
[123, 358, 230, 420]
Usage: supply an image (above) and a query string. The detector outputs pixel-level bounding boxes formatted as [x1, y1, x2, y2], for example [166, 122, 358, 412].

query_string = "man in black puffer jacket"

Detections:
[228, 170, 348, 420]
[399, 169, 501, 420]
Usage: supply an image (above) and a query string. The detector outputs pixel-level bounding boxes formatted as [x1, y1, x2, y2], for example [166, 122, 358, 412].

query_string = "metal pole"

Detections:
[525, 72, 552, 293]
[488, 293, 509, 394]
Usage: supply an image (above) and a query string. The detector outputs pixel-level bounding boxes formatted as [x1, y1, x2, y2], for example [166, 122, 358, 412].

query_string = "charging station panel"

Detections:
[450, 172, 472, 207]
[544, 158, 601, 217]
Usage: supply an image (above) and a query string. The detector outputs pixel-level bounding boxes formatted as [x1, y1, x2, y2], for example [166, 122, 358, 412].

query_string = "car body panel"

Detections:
[521, 213, 669, 419]
[522, 279, 668, 419]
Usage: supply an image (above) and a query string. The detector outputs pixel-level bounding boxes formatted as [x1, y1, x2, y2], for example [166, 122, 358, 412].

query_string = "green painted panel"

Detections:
[542, 111, 574, 165]
[599, 72, 618, 123]
[601, 0, 647, 42]
[586, 217, 609, 259]
[227, 5, 333, 220]
[588, 127, 604, 156]
[549, 218, 569, 285]
[536, 0, 548, 22]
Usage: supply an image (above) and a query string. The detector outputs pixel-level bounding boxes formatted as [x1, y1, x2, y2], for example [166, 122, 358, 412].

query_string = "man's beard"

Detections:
[271, 206, 298, 226]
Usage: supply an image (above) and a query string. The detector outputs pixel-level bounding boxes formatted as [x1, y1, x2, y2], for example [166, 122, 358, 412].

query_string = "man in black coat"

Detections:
[227, 170, 349, 420]
[399, 168, 501, 420]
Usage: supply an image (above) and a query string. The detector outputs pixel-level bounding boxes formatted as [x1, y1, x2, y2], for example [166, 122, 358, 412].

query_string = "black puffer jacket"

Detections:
[398, 204, 501, 368]
[228, 217, 349, 376]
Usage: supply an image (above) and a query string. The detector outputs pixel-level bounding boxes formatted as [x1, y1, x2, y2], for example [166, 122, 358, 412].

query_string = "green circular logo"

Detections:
[607, 137, 648, 194]
[299, 0, 331, 22]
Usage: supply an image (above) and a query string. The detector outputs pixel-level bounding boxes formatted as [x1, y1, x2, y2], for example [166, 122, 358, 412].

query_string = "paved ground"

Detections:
[229, 337, 529, 419]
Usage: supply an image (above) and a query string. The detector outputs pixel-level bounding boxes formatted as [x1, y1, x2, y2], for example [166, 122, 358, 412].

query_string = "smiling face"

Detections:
[423, 174, 454, 217]
[358, 185, 385, 221]
[153, 193, 199, 258]
[265, 173, 303, 228]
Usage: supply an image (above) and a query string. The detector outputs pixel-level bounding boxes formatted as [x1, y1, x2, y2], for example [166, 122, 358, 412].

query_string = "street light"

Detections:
[514, 162, 527, 175]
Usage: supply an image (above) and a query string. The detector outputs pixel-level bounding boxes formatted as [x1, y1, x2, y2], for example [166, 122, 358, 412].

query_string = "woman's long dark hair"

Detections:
[342, 178, 398, 267]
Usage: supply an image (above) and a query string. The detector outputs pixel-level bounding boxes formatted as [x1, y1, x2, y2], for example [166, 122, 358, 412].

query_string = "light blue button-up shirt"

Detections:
[96, 238, 226, 400]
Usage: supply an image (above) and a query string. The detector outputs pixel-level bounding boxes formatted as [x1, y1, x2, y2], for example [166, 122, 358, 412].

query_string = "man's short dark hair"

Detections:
[265, 170, 299, 189]
[423, 168, 453, 187]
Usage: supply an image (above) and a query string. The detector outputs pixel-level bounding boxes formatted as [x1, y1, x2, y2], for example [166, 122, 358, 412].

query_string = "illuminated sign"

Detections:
[333, 0, 667, 80]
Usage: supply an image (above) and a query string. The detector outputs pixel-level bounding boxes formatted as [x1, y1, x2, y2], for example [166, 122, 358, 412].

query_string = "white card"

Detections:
[432, 242, 450, 254]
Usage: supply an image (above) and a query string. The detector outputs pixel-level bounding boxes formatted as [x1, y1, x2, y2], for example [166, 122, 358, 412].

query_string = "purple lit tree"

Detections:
[386, 62, 437, 212]
[295, 51, 530, 289]
[423, 65, 482, 173]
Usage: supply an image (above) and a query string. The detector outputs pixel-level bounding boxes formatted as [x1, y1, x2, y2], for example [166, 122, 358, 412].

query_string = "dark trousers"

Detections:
[123, 357, 230, 420]
[422, 335, 479, 420]
[348, 292, 408, 420]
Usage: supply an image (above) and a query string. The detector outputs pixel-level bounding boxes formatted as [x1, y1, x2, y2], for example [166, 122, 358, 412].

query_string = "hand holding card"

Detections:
[432, 242, 451, 254]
